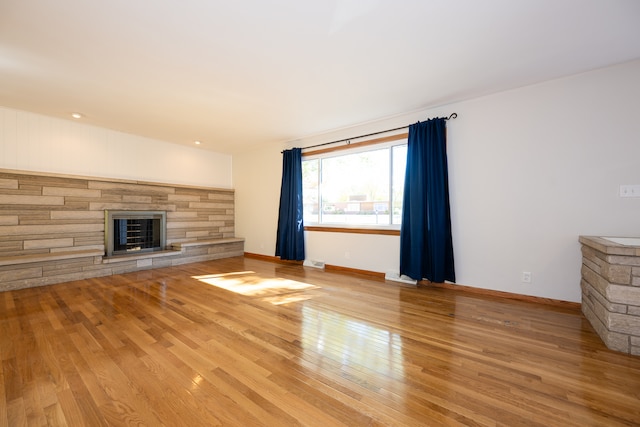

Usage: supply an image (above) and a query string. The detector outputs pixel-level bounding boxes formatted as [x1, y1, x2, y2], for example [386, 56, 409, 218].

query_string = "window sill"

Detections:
[304, 225, 400, 236]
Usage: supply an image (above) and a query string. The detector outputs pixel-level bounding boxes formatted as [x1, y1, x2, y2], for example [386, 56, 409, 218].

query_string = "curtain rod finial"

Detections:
[447, 113, 458, 120]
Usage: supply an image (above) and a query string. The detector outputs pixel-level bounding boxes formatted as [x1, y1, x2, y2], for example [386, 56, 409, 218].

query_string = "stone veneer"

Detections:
[0, 168, 244, 291]
[579, 236, 640, 356]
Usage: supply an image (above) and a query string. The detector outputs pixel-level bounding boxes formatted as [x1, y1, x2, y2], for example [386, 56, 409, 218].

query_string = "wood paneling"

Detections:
[1, 256, 638, 426]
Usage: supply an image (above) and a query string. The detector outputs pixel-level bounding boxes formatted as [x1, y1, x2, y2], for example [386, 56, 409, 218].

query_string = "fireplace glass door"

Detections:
[106, 211, 166, 256]
[113, 218, 161, 253]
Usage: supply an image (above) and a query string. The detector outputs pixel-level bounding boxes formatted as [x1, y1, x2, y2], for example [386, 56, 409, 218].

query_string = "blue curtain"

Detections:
[275, 148, 305, 260]
[400, 118, 455, 283]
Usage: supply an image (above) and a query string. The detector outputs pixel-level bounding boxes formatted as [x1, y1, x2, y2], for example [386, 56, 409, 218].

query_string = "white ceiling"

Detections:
[1, 0, 640, 154]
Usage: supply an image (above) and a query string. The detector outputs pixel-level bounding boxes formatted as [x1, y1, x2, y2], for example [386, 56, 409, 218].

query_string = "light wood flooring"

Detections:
[1, 256, 639, 426]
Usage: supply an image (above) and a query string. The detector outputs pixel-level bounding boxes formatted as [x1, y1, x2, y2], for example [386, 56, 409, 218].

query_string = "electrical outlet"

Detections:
[620, 185, 640, 198]
[522, 271, 532, 283]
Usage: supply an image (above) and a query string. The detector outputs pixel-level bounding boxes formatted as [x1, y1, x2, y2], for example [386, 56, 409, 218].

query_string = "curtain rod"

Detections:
[287, 112, 457, 153]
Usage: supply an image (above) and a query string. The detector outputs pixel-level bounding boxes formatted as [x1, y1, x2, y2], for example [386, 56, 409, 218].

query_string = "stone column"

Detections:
[579, 236, 640, 356]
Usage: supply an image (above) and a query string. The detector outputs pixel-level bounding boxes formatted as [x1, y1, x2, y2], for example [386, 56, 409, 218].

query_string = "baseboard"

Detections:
[243, 252, 384, 278]
[243, 252, 303, 265]
[242, 252, 580, 309]
[324, 264, 386, 280]
[419, 280, 580, 309]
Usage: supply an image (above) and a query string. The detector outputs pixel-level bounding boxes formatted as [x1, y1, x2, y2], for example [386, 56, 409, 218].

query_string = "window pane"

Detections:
[302, 159, 319, 224]
[302, 140, 407, 228]
[320, 148, 391, 225]
[392, 145, 407, 224]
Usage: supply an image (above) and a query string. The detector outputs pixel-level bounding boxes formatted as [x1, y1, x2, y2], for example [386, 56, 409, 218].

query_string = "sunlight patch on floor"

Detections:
[261, 293, 316, 305]
[192, 271, 320, 303]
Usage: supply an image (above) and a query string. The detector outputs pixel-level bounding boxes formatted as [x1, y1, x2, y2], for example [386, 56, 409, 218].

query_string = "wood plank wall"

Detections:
[0, 169, 243, 291]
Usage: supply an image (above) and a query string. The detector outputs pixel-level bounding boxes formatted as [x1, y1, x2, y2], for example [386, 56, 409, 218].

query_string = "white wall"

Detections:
[0, 107, 232, 188]
[234, 59, 640, 302]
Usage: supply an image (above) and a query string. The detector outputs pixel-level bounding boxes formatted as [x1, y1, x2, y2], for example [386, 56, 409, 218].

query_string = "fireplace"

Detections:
[105, 211, 166, 257]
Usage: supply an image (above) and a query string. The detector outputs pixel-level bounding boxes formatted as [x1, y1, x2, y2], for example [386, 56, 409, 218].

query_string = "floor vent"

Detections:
[303, 259, 326, 269]
[385, 271, 417, 285]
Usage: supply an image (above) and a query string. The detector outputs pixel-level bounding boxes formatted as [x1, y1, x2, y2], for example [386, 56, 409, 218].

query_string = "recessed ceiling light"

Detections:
[71, 112, 83, 119]
[194, 140, 202, 145]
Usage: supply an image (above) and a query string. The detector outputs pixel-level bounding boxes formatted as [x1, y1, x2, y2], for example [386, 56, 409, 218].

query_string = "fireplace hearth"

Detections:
[105, 211, 166, 257]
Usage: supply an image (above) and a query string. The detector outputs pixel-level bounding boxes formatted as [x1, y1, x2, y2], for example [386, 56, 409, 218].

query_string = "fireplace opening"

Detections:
[105, 211, 166, 257]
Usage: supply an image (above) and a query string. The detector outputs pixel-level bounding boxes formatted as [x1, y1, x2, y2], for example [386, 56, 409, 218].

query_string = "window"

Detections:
[302, 136, 407, 228]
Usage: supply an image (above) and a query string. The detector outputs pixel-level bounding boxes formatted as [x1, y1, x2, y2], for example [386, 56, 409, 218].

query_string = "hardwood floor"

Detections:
[1, 256, 639, 426]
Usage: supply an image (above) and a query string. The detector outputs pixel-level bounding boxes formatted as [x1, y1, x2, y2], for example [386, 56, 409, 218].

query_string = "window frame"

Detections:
[302, 132, 408, 236]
